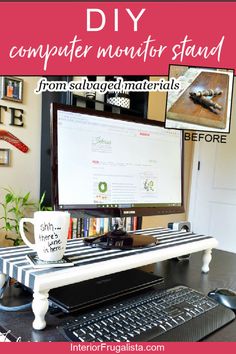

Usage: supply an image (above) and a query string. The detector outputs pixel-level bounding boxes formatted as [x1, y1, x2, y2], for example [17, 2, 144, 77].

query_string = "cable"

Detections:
[0, 277, 32, 312]
[0, 302, 32, 312]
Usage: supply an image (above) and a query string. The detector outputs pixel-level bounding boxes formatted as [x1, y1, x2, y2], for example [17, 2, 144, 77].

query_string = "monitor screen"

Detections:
[51, 103, 184, 217]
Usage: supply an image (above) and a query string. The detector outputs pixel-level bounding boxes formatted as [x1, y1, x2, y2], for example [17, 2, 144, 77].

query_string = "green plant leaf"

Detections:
[6, 222, 13, 231]
[23, 192, 31, 204]
[44, 206, 53, 211]
[5, 193, 13, 204]
[39, 192, 46, 205]
[8, 207, 16, 213]
[14, 239, 21, 246]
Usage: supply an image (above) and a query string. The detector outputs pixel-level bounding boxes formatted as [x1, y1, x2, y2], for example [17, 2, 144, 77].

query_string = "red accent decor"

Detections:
[0, 130, 29, 153]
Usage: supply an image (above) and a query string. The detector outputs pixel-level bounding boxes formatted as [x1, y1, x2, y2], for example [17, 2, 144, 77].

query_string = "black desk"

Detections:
[0, 249, 236, 342]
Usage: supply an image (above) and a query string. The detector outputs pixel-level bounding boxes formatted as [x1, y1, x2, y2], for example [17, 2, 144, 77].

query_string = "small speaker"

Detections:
[168, 221, 191, 233]
[168, 221, 191, 261]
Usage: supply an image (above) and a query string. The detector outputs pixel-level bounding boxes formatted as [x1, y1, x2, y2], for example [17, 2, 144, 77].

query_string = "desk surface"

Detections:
[0, 249, 236, 342]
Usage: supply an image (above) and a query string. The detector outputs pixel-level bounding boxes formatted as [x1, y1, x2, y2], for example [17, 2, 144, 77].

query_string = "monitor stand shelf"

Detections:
[0, 227, 218, 330]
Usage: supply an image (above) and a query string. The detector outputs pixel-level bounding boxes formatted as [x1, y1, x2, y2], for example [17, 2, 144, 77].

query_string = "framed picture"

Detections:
[0, 149, 10, 166]
[0, 76, 23, 103]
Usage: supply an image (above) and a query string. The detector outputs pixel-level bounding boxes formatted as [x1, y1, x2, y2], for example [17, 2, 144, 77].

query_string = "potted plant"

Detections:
[0, 188, 50, 246]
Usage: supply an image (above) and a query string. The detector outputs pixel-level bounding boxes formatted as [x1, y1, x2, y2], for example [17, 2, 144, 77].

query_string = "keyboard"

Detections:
[59, 285, 235, 342]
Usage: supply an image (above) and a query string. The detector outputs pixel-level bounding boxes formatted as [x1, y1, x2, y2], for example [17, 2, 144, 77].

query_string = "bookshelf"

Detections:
[72, 75, 148, 118]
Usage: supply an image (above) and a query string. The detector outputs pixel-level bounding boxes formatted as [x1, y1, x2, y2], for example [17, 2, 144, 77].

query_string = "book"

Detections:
[72, 217, 78, 239]
[77, 217, 82, 237]
[96, 218, 101, 236]
[83, 218, 89, 237]
[132, 216, 138, 231]
[26, 254, 74, 269]
[125, 217, 132, 231]
[104, 218, 109, 234]
[89, 217, 97, 236]
[68, 218, 73, 239]
[100, 218, 104, 234]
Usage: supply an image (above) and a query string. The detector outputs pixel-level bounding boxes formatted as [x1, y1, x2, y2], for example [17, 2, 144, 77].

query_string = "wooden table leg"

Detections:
[0, 272, 6, 299]
[202, 248, 212, 273]
[32, 290, 49, 330]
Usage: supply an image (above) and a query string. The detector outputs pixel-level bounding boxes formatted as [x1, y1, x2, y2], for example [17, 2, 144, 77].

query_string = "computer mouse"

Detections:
[208, 288, 236, 311]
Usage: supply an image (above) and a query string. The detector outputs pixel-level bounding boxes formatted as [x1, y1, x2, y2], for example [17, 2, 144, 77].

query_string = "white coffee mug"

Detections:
[19, 211, 70, 261]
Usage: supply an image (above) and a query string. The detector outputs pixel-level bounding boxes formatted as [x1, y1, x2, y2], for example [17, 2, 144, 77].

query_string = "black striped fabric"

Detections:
[0, 228, 214, 290]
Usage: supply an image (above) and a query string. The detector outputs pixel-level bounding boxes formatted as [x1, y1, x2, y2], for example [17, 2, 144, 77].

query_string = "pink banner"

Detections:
[0, 2, 235, 74]
[1, 342, 236, 353]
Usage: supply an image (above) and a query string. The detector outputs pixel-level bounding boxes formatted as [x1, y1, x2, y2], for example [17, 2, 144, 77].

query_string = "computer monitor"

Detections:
[51, 103, 184, 218]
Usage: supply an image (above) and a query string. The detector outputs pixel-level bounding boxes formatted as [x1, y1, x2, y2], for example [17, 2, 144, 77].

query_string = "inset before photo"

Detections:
[165, 65, 234, 133]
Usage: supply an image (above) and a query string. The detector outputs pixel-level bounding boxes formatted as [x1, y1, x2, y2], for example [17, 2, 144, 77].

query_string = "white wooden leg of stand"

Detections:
[0, 272, 6, 299]
[202, 249, 212, 273]
[32, 290, 49, 330]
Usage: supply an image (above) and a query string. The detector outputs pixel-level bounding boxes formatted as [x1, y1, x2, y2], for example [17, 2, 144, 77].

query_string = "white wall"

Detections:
[0, 76, 42, 244]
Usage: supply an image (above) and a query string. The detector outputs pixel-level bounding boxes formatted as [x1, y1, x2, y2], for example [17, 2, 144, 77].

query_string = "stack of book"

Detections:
[67, 216, 141, 239]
